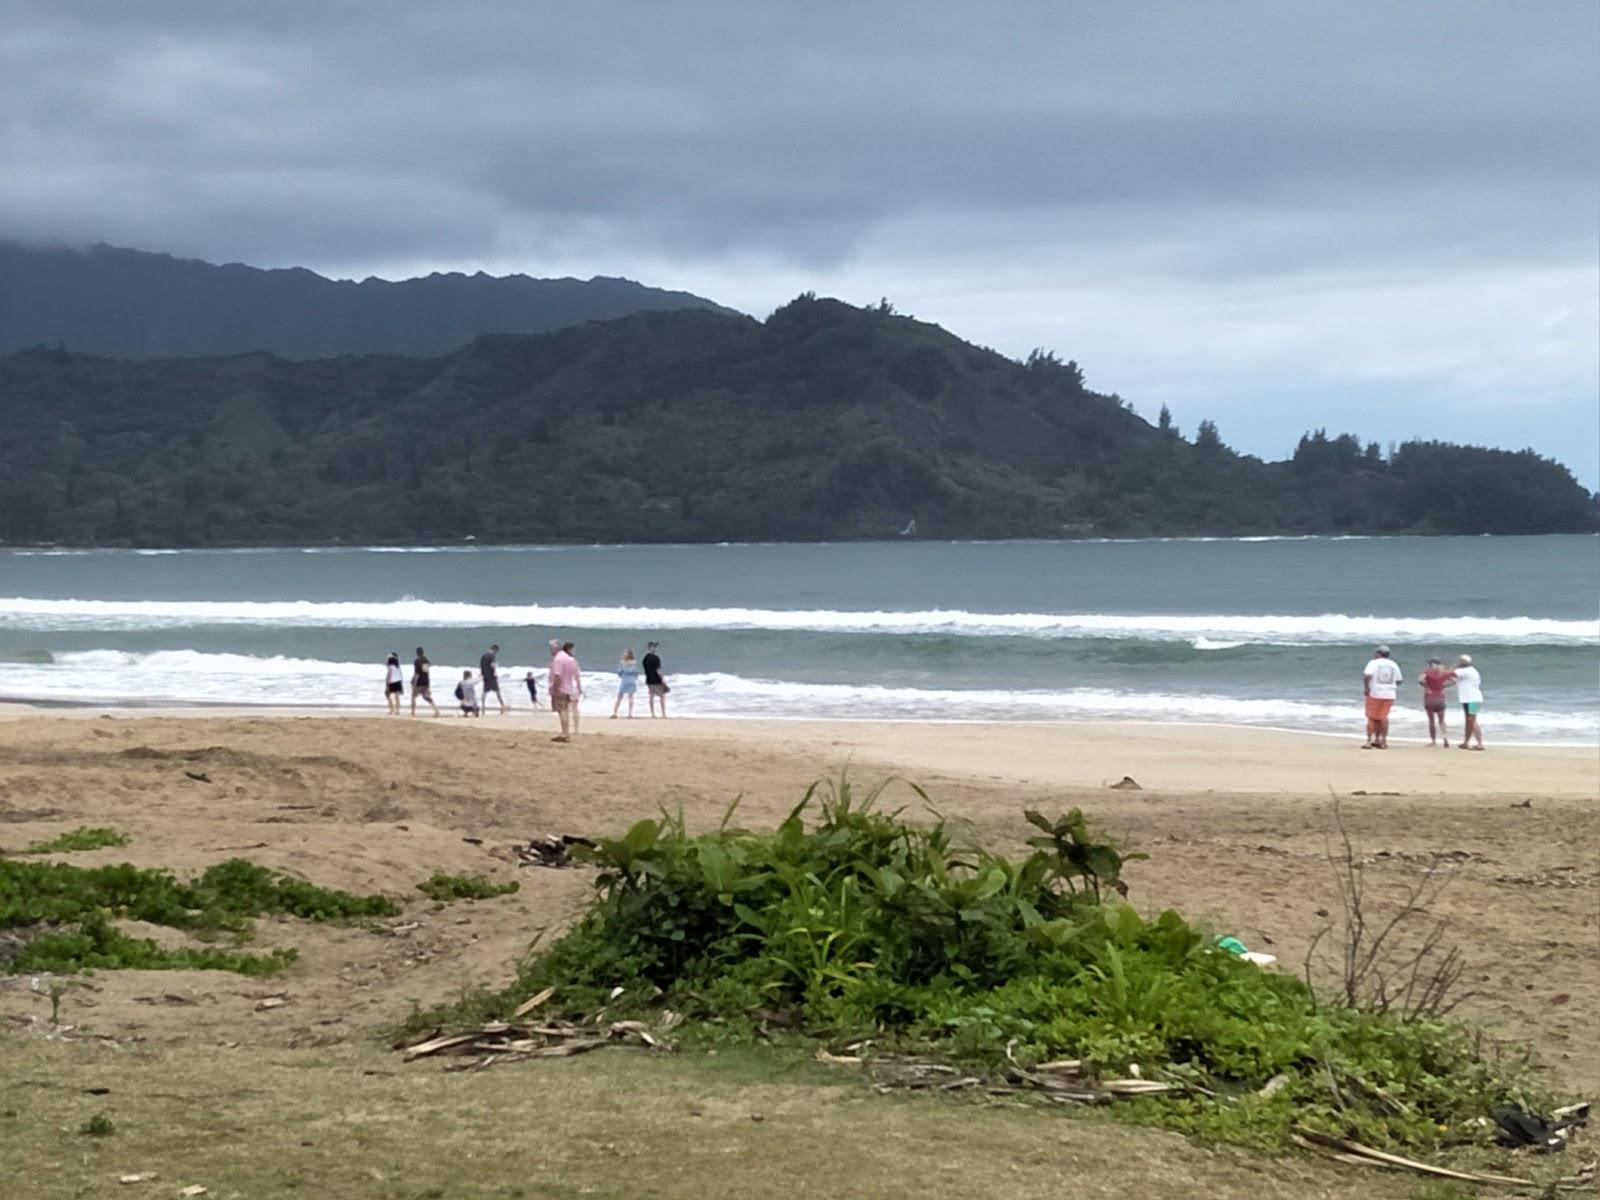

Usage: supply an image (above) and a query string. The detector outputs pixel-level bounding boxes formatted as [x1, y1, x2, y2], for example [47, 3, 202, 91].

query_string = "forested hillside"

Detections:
[0, 241, 731, 359]
[0, 296, 1592, 545]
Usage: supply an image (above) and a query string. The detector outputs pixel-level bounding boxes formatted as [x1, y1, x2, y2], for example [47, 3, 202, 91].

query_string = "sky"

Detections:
[4, 2, 1597, 485]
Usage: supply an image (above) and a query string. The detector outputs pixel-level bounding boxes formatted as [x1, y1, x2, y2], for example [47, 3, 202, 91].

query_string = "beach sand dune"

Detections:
[0, 714, 1594, 1089]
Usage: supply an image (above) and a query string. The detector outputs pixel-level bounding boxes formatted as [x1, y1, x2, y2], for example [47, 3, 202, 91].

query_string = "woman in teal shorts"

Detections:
[612, 648, 640, 719]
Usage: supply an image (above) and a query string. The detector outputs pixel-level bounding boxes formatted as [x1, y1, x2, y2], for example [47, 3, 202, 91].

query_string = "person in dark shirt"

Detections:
[642, 641, 669, 718]
[410, 646, 439, 717]
[524, 671, 539, 709]
[479, 643, 506, 714]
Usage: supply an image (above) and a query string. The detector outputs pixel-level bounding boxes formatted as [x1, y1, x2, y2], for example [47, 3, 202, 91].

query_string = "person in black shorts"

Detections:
[479, 643, 506, 714]
[410, 646, 439, 717]
[384, 652, 405, 715]
[524, 671, 540, 709]
[642, 641, 669, 718]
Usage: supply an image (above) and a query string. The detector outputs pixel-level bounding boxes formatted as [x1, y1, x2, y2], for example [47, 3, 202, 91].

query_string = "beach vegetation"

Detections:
[19, 826, 130, 854]
[0, 856, 397, 974]
[409, 778, 1558, 1156]
[416, 872, 520, 902]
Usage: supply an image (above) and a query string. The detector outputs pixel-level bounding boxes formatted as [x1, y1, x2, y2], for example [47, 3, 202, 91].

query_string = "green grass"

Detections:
[1, 856, 397, 974]
[4, 1037, 1450, 1200]
[20, 826, 130, 854]
[417, 872, 520, 902]
[410, 778, 1559, 1157]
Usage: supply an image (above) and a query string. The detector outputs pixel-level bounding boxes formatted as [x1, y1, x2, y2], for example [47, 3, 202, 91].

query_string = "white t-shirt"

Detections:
[386, 662, 404, 685]
[1363, 658, 1402, 699]
[1453, 666, 1483, 704]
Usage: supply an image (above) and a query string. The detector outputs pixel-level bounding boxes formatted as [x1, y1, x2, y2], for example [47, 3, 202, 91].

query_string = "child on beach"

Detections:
[525, 671, 540, 709]
[456, 670, 481, 717]
[384, 652, 405, 715]
[612, 648, 639, 719]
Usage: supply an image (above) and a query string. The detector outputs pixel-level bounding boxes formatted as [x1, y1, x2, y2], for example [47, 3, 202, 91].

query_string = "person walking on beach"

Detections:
[456, 669, 482, 717]
[642, 641, 669, 718]
[1419, 657, 1451, 747]
[479, 643, 507, 714]
[549, 640, 582, 741]
[1447, 654, 1486, 751]
[612, 648, 640, 719]
[524, 671, 540, 709]
[410, 646, 439, 717]
[1361, 645, 1401, 749]
[384, 652, 405, 715]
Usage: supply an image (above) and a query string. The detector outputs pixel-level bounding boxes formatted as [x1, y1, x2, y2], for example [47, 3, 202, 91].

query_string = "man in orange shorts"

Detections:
[1361, 645, 1403, 749]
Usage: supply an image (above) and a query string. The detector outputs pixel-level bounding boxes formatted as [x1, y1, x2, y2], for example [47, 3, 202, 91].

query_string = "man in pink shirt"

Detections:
[549, 640, 582, 742]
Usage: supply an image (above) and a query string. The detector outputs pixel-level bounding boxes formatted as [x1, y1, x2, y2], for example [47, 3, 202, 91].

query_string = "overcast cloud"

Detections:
[4, 1, 1596, 483]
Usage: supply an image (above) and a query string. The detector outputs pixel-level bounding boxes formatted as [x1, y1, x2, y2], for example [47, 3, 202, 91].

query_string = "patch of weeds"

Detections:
[16, 912, 298, 976]
[417, 872, 519, 902]
[79, 1112, 115, 1137]
[21, 827, 130, 854]
[413, 777, 1561, 1158]
[1, 856, 395, 974]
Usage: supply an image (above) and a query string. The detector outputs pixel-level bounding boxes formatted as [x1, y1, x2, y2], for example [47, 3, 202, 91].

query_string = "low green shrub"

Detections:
[21, 827, 130, 854]
[417, 873, 520, 902]
[79, 1112, 115, 1137]
[413, 778, 1554, 1154]
[0, 857, 396, 974]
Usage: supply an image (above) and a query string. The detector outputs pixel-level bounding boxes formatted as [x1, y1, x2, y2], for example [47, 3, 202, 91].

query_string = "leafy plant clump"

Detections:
[20, 827, 130, 854]
[421, 779, 1554, 1154]
[417, 873, 520, 902]
[0, 857, 397, 974]
[79, 1112, 115, 1137]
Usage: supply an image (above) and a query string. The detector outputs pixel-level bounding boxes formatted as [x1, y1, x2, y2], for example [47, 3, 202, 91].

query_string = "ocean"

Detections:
[1, 536, 1596, 744]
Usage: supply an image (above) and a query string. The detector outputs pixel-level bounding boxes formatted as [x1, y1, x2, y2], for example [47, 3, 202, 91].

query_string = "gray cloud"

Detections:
[3, 0, 1596, 482]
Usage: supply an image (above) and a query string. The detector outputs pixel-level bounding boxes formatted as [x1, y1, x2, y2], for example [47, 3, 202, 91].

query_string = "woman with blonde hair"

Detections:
[612, 647, 640, 719]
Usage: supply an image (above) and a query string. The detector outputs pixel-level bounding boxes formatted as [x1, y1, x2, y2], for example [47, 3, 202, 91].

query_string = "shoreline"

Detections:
[1, 698, 1594, 751]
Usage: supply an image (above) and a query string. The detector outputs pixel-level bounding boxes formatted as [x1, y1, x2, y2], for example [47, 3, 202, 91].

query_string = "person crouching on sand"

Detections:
[1361, 645, 1402, 749]
[456, 670, 482, 717]
[612, 648, 639, 719]
[1419, 656, 1451, 747]
[384, 652, 405, 715]
[1447, 654, 1486, 751]
[550, 640, 582, 742]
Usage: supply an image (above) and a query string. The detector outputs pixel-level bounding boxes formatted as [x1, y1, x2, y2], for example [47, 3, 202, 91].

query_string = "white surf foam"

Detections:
[5, 650, 1594, 741]
[1, 598, 1593, 645]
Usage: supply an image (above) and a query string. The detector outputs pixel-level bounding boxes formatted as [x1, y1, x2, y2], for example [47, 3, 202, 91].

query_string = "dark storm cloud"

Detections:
[3, 1, 1596, 479]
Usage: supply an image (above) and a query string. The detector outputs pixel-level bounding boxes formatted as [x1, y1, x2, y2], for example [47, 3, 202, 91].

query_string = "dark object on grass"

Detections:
[184, 771, 211, 783]
[1492, 1103, 1590, 1151]
[513, 835, 592, 869]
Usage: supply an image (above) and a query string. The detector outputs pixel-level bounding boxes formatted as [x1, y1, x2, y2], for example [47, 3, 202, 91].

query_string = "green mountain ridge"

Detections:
[0, 296, 1592, 546]
[0, 241, 733, 360]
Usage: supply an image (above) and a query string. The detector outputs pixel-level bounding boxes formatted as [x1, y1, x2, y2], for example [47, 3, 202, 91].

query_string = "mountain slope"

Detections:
[0, 296, 1591, 545]
[0, 241, 733, 359]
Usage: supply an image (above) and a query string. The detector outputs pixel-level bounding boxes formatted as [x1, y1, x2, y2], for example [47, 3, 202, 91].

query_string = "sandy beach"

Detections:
[1, 710, 1595, 1085]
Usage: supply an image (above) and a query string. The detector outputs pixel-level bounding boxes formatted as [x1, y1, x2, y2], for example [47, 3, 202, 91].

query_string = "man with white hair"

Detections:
[1447, 655, 1486, 750]
[1361, 645, 1402, 749]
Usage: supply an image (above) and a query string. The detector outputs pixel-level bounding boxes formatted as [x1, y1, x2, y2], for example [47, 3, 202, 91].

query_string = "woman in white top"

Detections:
[1448, 655, 1485, 750]
[384, 652, 405, 715]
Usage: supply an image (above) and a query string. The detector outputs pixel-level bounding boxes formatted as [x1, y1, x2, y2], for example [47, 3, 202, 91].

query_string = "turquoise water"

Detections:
[1, 536, 1596, 742]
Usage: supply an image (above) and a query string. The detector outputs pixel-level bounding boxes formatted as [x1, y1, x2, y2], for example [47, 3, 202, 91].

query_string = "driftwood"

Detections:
[1293, 1128, 1596, 1191]
[847, 1046, 1185, 1106]
[400, 1003, 681, 1069]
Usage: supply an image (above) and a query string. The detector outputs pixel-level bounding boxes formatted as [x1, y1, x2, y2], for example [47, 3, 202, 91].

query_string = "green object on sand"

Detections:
[1215, 936, 1248, 956]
